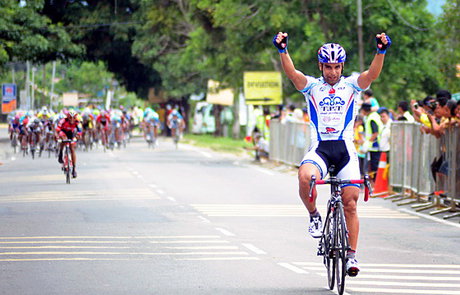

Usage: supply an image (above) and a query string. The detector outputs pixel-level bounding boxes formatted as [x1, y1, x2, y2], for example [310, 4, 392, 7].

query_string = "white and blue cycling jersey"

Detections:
[299, 74, 366, 184]
[300, 74, 364, 143]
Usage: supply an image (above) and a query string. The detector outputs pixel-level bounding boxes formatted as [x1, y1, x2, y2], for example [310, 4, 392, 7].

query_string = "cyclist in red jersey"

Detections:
[56, 110, 82, 178]
[96, 110, 111, 146]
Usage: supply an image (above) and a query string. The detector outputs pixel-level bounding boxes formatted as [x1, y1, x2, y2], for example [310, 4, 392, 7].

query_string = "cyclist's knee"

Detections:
[298, 164, 320, 184]
[342, 190, 359, 214]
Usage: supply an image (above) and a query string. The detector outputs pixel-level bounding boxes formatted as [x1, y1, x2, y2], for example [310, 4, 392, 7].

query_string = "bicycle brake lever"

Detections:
[308, 175, 316, 202]
[363, 174, 373, 201]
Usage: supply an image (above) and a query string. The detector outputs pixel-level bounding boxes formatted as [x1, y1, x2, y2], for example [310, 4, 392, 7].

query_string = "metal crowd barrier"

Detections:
[269, 120, 310, 166]
[388, 122, 460, 219]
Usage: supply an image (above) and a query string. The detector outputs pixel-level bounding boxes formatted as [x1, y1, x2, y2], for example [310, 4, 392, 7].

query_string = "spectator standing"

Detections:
[396, 101, 415, 122]
[363, 89, 380, 112]
[360, 103, 383, 181]
[378, 108, 392, 161]
[353, 115, 366, 177]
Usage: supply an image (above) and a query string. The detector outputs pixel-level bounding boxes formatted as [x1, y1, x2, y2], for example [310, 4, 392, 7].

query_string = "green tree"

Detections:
[0, 0, 82, 65]
[54, 60, 114, 98]
[436, 0, 459, 93]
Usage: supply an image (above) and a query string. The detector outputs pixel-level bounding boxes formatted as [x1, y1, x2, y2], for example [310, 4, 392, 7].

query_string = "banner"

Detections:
[206, 80, 234, 106]
[244, 72, 282, 105]
[62, 92, 79, 107]
[2, 83, 17, 113]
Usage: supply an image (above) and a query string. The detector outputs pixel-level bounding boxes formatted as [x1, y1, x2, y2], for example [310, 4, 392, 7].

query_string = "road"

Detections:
[0, 131, 460, 295]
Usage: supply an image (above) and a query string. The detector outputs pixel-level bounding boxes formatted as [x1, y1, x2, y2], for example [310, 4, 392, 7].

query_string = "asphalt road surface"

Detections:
[0, 131, 459, 295]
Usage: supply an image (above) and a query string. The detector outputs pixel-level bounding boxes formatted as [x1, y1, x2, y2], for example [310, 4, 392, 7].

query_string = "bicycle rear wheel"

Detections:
[334, 202, 348, 295]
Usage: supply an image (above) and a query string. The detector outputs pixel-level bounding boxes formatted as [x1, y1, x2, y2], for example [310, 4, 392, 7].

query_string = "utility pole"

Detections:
[26, 61, 30, 110]
[50, 61, 56, 109]
[31, 66, 36, 110]
[357, 0, 364, 73]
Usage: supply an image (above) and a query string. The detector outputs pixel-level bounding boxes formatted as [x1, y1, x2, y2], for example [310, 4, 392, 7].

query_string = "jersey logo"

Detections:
[321, 127, 339, 134]
[319, 92, 345, 111]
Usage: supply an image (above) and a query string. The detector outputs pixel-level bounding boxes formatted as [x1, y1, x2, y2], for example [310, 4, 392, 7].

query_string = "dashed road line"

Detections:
[241, 243, 266, 255]
[278, 263, 309, 274]
[214, 228, 235, 237]
[0, 235, 259, 262]
[197, 216, 210, 223]
[191, 204, 418, 219]
[290, 261, 460, 294]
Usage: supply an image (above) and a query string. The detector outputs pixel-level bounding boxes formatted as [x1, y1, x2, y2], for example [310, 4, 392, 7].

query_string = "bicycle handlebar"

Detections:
[308, 174, 373, 202]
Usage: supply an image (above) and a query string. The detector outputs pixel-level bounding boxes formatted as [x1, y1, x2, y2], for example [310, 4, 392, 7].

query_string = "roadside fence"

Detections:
[269, 120, 310, 166]
[387, 122, 460, 220]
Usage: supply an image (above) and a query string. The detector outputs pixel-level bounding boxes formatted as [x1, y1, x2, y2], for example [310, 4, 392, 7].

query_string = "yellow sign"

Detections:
[244, 71, 282, 105]
[206, 80, 234, 106]
[456, 64, 460, 78]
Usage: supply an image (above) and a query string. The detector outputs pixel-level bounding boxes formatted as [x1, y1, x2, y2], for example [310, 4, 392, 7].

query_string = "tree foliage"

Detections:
[0, 0, 83, 65]
[0, 0, 458, 106]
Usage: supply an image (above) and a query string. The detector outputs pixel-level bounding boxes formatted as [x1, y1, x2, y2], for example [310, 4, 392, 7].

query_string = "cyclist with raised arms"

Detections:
[273, 31, 391, 276]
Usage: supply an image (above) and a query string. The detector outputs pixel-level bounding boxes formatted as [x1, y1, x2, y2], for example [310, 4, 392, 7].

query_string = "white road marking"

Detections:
[250, 166, 275, 176]
[191, 204, 417, 218]
[241, 243, 266, 255]
[176, 257, 259, 261]
[214, 228, 235, 237]
[399, 208, 460, 229]
[200, 151, 212, 158]
[278, 263, 308, 274]
[346, 288, 460, 295]
[197, 216, 210, 223]
[347, 280, 460, 288]
[156, 189, 165, 195]
[167, 197, 177, 202]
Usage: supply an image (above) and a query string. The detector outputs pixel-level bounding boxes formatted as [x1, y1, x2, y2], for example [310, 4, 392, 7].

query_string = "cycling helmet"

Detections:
[67, 110, 78, 119]
[318, 43, 346, 63]
[34, 118, 40, 124]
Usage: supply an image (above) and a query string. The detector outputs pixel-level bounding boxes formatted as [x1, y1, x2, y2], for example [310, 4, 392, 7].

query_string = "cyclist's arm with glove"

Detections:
[273, 32, 308, 91]
[357, 33, 391, 90]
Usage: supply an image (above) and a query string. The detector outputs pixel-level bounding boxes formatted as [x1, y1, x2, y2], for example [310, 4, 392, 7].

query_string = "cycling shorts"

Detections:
[300, 140, 360, 188]
[60, 130, 76, 142]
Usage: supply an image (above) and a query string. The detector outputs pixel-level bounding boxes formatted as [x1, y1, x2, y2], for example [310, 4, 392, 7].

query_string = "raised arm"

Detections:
[357, 33, 391, 90]
[273, 32, 308, 91]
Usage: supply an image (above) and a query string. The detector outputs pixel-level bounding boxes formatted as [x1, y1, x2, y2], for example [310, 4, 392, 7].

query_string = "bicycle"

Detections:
[309, 166, 372, 295]
[60, 139, 77, 184]
[10, 131, 18, 154]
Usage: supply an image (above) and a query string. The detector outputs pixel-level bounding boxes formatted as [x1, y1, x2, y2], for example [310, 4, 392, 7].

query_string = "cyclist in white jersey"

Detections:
[273, 31, 391, 277]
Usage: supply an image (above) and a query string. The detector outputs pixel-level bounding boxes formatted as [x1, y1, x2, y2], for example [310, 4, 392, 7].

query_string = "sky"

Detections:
[426, 0, 446, 16]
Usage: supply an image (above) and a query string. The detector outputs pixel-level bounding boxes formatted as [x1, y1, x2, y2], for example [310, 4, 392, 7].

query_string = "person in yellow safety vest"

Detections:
[360, 103, 383, 181]
[255, 107, 271, 141]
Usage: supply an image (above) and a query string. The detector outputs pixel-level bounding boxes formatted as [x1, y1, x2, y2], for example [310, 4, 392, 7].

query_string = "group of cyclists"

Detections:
[7, 105, 186, 178]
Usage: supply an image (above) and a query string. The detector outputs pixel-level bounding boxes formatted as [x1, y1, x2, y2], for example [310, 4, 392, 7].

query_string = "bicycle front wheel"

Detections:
[322, 214, 335, 290]
[64, 146, 71, 184]
[334, 202, 348, 295]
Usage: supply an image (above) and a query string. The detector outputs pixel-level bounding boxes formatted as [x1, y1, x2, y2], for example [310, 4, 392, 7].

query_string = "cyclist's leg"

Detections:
[298, 142, 327, 213]
[336, 140, 362, 252]
[298, 163, 321, 213]
[341, 186, 360, 251]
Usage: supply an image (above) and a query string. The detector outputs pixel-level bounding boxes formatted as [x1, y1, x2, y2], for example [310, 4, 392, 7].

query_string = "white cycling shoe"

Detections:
[308, 215, 322, 238]
[346, 258, 360, 277]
